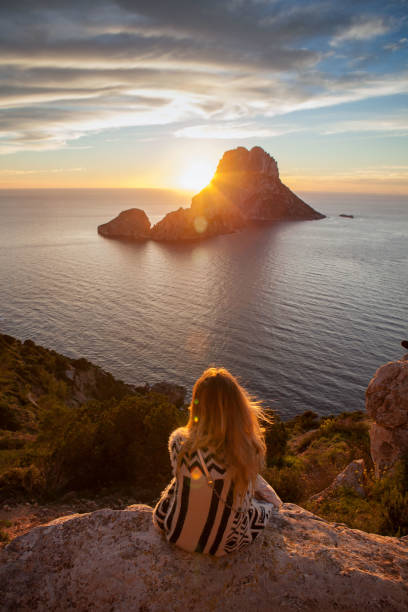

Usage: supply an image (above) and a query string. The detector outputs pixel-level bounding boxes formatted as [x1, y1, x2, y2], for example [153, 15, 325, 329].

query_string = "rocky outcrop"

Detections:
[98, 147, 324, 242]
[366, 355, 408, 478]
[98, 208, 151, 239]
[1, 504, 407, 611]
[310, 459, 366, 502]
[150, 203, 245, 241]
[190, 146, 325, 225]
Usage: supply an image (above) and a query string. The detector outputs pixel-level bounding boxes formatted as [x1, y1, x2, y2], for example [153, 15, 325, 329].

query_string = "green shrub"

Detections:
[0, 464, 45, 500]
[372, 458, 408, 536]
[42, 393, 185, 495]
[265, 416, 288, 466]
[288, 410, 321, 435]
[0, 401, 21, 431]
[263, 465, 303, 503]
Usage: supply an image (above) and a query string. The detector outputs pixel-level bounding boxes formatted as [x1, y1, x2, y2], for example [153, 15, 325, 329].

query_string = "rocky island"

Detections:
[98, 146, 325, 242]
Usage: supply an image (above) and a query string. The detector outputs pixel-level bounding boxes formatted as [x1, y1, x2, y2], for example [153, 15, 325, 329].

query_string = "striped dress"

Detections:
[152, 428, 274, 556]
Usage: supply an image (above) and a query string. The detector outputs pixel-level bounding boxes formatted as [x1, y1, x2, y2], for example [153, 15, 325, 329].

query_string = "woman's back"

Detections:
[153, 428, 274, 556]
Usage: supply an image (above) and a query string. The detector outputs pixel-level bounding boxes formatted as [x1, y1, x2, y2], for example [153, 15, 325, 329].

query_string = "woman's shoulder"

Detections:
[168, 427, 188, 453]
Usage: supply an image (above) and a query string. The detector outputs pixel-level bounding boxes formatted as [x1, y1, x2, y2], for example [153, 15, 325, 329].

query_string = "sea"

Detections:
[0, 188, 406, 419]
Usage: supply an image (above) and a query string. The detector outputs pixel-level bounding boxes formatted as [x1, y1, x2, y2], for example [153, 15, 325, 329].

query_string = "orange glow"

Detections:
[177, 160, 214, 191]
[193, 216, 208, 233]
[191, 466, 203, 480]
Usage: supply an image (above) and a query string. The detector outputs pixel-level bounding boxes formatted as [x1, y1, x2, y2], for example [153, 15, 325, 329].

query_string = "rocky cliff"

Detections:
[190, 146, 324, 225]
[366, 354, 408, 478]
[98, 147, 324, 242]
[1, 504, 407, 611]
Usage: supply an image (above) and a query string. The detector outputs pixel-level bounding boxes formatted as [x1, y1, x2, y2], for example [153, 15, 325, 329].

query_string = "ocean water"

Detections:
[0, 188, 406, 419]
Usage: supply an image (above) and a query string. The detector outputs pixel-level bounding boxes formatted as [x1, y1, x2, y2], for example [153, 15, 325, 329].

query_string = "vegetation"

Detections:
[1, 332, 407, 537]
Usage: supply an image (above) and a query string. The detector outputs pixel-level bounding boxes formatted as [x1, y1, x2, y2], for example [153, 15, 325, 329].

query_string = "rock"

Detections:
[97, 208, 151, 239]
[190, 146, 324, 225]
[150, 203, 245, 241]
[100, 147, 325, 243]
[310, 459, 366, 502]
[1, 504, 407, 611]
[366, 357, 408, 478]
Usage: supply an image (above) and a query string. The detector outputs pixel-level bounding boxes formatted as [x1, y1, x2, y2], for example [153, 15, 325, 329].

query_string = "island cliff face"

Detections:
[190, 146, 324, 224]
[98, 146, 324, 242]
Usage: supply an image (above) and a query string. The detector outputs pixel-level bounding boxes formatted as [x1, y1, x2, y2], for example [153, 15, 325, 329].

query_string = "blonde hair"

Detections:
[177, 367, 273, 497]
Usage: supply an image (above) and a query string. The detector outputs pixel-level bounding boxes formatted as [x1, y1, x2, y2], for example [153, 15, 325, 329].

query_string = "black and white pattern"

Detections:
[153, 428, 274, 556]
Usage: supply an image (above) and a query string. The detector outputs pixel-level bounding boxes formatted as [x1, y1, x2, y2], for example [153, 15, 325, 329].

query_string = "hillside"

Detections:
[0, 333, 407, 547]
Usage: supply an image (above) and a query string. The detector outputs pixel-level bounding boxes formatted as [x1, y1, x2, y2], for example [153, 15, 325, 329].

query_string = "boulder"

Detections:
[310, 459, 366, 502]
[1, 504, 407, 611]
[366, 356, 408, 478]
[97, 208, 151, 239]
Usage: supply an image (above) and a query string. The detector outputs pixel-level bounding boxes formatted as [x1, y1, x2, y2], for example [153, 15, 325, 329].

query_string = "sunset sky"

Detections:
[1, 0, 407, 193]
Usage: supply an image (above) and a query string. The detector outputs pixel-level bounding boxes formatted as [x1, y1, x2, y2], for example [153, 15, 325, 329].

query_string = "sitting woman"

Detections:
[153, 367, 282, 556]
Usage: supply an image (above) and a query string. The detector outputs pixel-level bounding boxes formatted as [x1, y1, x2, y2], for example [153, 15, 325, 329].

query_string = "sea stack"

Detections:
[191, 146, 324, 224]
[98, 147, 325, 242]
[97, 208, 151, 239]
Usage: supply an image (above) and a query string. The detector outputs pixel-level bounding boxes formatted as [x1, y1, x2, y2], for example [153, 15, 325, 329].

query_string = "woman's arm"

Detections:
[168, 428, 187, 477]
[254, 474, 283, 509]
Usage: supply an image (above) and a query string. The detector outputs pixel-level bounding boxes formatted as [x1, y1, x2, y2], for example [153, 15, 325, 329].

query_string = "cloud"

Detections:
[0, 167, 84, 175]
[175, 122, 301, 139]
[330, 16, 390, 47]
[322, 116, 408, 135]
[0, 1, 405, 153]
[384, 37, 408, 52]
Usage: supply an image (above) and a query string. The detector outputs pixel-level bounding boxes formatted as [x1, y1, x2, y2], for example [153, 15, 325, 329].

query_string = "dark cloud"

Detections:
[0, 0, 405, 152]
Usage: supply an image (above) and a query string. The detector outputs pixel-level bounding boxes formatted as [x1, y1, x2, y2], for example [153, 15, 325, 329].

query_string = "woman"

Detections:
[153, 367, 282, 556]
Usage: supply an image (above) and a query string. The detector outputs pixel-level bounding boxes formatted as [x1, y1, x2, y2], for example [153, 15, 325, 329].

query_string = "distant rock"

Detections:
[190, 146, 324, 225]
[310, 459, 366, 502]
[98, 208, 150, 239]
[366, 355, 408, 478]
[98, 147, 324, 242]
[1, 504, 407, 611]
[339, 214, 354, 219]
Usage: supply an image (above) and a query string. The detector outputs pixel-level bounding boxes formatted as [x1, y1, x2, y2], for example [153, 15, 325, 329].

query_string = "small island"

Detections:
[98, 146, 325, 242]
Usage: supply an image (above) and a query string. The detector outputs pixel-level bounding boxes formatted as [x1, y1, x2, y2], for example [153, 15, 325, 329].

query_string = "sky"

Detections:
[0, 0, 407, 193]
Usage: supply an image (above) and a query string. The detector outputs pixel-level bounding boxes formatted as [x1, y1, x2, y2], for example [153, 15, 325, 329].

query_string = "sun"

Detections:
[177, 159, 215, 192]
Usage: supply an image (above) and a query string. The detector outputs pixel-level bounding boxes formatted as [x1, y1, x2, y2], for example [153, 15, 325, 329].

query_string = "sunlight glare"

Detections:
[178, 159, 214, 191]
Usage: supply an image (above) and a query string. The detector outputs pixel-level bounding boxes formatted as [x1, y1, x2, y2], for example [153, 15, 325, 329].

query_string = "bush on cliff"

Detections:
[305, 456, 408, 537]
[40, 393, 186, 497]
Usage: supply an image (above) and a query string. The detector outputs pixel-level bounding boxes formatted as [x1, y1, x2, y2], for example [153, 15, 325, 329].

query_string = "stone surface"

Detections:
[310, 459, 366, 502]
[366, 356, 408, 477]
[1, 504, 407, 611]
[97, 208, 151, 239]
